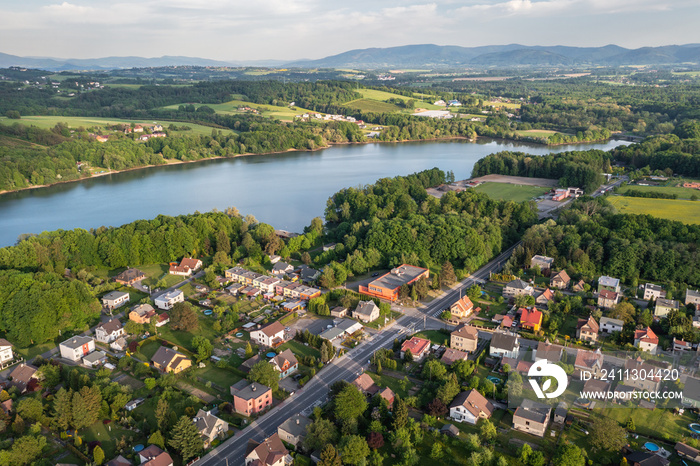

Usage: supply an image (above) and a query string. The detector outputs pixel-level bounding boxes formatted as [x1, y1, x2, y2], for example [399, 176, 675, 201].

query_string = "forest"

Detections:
[505, 198, 700, 291]
[470, 149, 613, 192]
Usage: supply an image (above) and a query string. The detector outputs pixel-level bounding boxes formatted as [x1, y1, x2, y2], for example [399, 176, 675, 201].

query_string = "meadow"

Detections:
[608, 196, 700, 224]
[515, 129, 560, 138]
[161, 100, 316, 121]
[617, 183, 700, 199]
[472, 182, 550, 202]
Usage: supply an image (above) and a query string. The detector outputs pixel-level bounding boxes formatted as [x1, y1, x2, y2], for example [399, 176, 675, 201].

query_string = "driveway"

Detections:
[288, 316, 334, 337]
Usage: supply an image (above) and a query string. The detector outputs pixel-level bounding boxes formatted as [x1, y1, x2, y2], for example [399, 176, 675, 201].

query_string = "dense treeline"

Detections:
[345, 110, 478, 141]
[323, 168, 538, 273]
[623, 189, 677, 199]
[471, 149, 612, 192]
[611, 132, 700, 177]
[0, 270, 100, 346]
[505, 199, 700, 289]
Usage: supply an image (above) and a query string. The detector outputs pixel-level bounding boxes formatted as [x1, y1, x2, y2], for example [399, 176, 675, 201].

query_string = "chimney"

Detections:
[296, 418, 300, 425]
[252, 385, 256, 392]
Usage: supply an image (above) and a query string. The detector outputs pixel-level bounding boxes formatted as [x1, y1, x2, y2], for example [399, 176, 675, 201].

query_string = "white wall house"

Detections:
[154, 290, 184, 310]
[59, 336, 95, 362]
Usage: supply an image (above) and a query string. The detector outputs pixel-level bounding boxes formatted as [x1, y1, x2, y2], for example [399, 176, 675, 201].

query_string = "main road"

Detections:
[195, 241, 520, 466]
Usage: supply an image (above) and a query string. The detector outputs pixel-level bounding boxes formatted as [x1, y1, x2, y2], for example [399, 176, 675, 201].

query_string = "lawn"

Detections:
[598, 406, 695, 442]
[485, 100, 521, 109]
[618, 184, 700, 200]
[16, 341, 56, 360]
[472, 182, 550, 202]
[138, 263, 183, 288]
[0, 115, 234, 137]
[412, 330, 450, 346]
[156, 315, 220, 352]
[277, 340, 321, 359]
[135, 339, 161, 360]
[364, 311, 402, 329]
[161, 99, 316, 122]
[366, 371, 411, 398]
[343, 98, 402, 113]
[608, 196, 700, 225]
[515, 129, 561, 138]
[82, 421, 143, 460]
[194, 364, 243, 390]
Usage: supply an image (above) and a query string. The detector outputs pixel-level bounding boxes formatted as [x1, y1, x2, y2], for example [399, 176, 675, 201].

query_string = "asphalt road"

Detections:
[195, 241, 521, 466]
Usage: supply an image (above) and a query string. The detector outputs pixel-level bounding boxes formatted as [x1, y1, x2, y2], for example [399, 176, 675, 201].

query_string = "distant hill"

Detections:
[287, 44, 700, 69]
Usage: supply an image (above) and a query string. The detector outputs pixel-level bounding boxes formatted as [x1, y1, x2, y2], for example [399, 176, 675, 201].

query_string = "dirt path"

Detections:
[177, 381, 217, 403]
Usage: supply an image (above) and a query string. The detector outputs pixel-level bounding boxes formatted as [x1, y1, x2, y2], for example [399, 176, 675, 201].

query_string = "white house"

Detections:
[643, 283, 665, 301]
[250, 322, 286, 347]
[489, 332, 520, 359]
[59, 336, 95, 362]
[0, 339, 13, 364]
[95, 318, 124, 344]
[154, 289, 184, 310]
[101, 291, 130, 310]
[449, 389, 494, 424]
[599, 317, 624, 333]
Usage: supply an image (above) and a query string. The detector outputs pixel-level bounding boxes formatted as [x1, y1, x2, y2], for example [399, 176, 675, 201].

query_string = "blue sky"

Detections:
[0, 0, 697, 60]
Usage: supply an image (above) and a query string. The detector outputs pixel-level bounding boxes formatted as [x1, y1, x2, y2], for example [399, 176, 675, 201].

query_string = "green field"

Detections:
[485, 100, 521, 109]
[0, 115, 234, 137]
[161, 99, 316, 122]
[515, 129, 560, 138]
[618, 184, 700, 199]
[277, 340, 321, 359]
[608, 196, 700, 224]
[472, 182, 550, 202]
[343, 98, 402, 113]
[344, 89, 443, 113]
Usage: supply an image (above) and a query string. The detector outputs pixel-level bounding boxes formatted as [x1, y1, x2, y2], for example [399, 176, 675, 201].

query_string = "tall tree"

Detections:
[339, 435, 370, 465]
[318, 444, 342, 466]
[148, 430, 166, 450]
[440, 261, 457, 286]
[334, 385, 368, 422]
[170, 302, 199, 331]
[155, 398, 170, 432]
[71, 385, 101, 430]
[392, 395, 408, 430]
[169, 415, 204, 461]
[305, 418, 337, 452]
[248, 360, 279, 391]
[589, 416, 626, 452]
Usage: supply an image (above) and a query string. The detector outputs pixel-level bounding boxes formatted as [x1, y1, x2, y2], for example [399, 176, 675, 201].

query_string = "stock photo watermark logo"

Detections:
[528, 359, 568, 399]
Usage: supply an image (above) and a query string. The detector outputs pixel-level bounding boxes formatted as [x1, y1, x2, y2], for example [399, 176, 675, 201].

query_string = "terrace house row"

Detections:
[225, 266, 321, 301]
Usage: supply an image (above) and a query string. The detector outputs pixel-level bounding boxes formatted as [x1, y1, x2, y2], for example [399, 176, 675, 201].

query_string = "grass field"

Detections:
[618, 184, 700, 199]
[277, 340, 321, 359]
[82, 422, 143, 459]
[161, 99, 316, 122]
[472, 182, 550, 202]
[516, 129, 560, 138]
[411, 330, 449, 345]
[0, 115, 234, 137]
[343, 98, 402, 113]
[608, 196, 700, 224]
[344, 89, 444, 113]
[485, 100, 521, 109]
[137, 263, 183, 288]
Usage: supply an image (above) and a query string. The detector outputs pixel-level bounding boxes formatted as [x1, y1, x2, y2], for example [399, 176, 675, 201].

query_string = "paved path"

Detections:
[195, 241, 520, 466]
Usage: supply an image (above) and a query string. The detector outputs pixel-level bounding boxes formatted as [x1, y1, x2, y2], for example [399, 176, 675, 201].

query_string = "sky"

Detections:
[0, 0, 698, 61]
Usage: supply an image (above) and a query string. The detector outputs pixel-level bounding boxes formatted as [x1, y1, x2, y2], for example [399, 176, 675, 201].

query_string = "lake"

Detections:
[0, 138, 630, 247]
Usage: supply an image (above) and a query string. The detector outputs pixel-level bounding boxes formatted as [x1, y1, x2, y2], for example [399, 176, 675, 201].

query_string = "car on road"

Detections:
[371, 272, 379, 277]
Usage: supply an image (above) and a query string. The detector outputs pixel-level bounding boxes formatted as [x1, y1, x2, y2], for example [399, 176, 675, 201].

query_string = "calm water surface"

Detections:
[0, 138, 630, 247]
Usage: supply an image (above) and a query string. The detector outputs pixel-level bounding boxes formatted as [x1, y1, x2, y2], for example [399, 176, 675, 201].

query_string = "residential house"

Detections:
[600, 316, 624, 333]
[441, 348, 470, 366]
[250, 322, 286, 347]
[0, 339, 13, 364]
[572, 280, 586, 292]
[597, 289, 620, 309]
[400, 337, 431, 361]
[530, 255, 554, 273]
[358, 264, 430, 302]
[297, 265, 321, 283]
[503, 279, 533, 299]
[114, 268, 145, 286]
[352, 373, 379, 395]
[625, 451, 669, 466]
[353, 300, 380, 323]
[193, 409, 229, 448]
[277, 414, 312, 448]
[95, 318, 124, 344]
[576, 316, 599, 343]
[269, 349, 298, 379]
[513, 399, 551, 437]
[268, 255, 281, 264]
[105, 455, 132, 466]
[0, 400, 11, 416]
[156, 312, 169, 327]
[686, 289, 700, 309]
[377, 387, 395, 408]
[319, 319, 363, 341]
[83, 350, 107, 368]
[330, 306, 348, 318]
[450, 324, 479, 353]
[598, 275, 621, 294]
[8, 364, 38, 393]
[535, 340, 563, 363]
[110, 336, 127, 352]
[139, 446, 174, 466]
[582, 379, 611, 399]
[553, 402, 568, 424]
[519, 307, 543, 332]
[449, 295, 474, 319]
[500, 315, 514, 329]
[550, 270, 571, 289]
[643, 283, 666, 301]
[673, 337, 692, 352]
[101, 291, 130, 310]
[59, 336, 95, 362]
[489, 332, 520, 359]
[322, 243, 337, 251]
[154, 289, 184, 310]
[682, 376, 700, 408]
[124, 398, 145, 412]
[654, 298, 680, 317]
[151, 346, 191, 374]
[240, 355, 262, 373]
[634, 327, 659, 353]
[624, 357, 663, 393]
[449, 389, 494, 425]
[233, 381, 273, 416]
[168, 257, 202, 276]
[574, 349, 603, 378]
[244, 433, 289, 466]
[535, 289, 554, 307]
[129, 304, 156, 324]
[271, 261, 294, 276]
[675, 443, 700, 463]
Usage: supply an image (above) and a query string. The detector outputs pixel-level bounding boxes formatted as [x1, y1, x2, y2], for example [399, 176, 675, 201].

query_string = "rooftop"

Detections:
[367, 264, 428, 291]
[234, 381, 271, 400]
[598, 275, 620, 288]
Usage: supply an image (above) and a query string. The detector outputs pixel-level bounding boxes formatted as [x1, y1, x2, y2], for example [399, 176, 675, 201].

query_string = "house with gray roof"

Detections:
[686, 289, 700, 309]
[600, 316, 624, 333]
[489, 332, 520, 359]
[513, 399, 551, 437]
[655, 298, 680, 317]
[503, 279, 533, 298]
[59, 335, 95, 362]
[277, 414, 312, 447]
[352, 300, 380, 323]
[95, 318, 124, 343]
[193, 409, 229, 448]
[101, 291, 130, 310]
[598, 276, 621, 294]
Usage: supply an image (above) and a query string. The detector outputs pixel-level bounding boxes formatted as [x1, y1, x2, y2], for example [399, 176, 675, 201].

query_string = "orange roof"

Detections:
[520, 308, 543, 326]
[401, 337, 431, 356]
[450, 295, 474, 314]
[501, 316, 513, 328]
[179, 257, 201, 269]
[538, 288, 554, 301]
[634, 327, 658, 345]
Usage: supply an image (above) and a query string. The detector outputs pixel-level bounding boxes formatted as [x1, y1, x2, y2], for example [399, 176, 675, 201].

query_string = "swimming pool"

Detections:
[690, 423, 700, 434]
[644, 442, 659, 452]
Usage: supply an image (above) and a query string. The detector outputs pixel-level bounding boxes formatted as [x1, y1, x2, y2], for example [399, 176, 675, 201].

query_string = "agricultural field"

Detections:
[515, 129, 560, 138]
[0, 115, 234, 137]
[343, 88, 444, 113]
[161, 99, 316, 122]
[608, 196, 700, 224]
[344, 98, 401, 113]
[485, 100, 521, 109]
[472, 182, 550, 202]
[618, 183, 700, 199]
